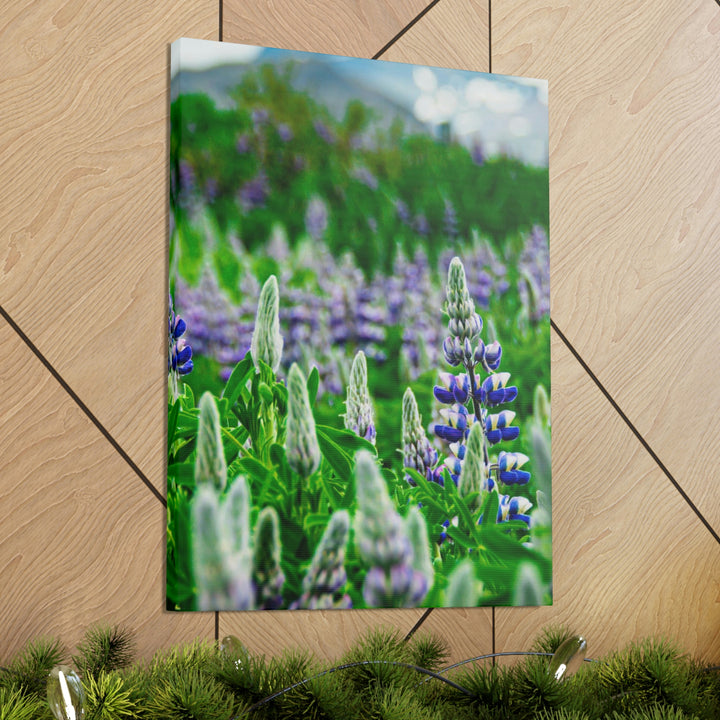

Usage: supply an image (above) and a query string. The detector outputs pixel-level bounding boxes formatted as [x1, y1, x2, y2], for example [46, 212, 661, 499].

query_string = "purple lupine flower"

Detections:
[497, 452, 531, 485]
[168, 294, 193, 401]
[478, 372, 517, 407]
[313, 118, 336, 144]
[498, 494, 533, 525]
[485, 410, 519, 445]
[402, 388, 439, 485]
[428, 256, 534, 531]
[305, 195, 328, 241]
[251, 107, 270, 128]
[354, 451, 430, 608]
[470, 140, 485, 166]
[413, 214, 429, 236]
[344, 351, 376, 445]
[291, 510, 352, 610]
[276, 123, 293, 142]
[204, 177, 219, 202]
[443, 198, 459, 239]
[239, 171, 269, 212]
[394, 199, 411, 224]
[236, 134, 251, 154]
[351, 165, 379, 190]
[518, 225, 551, 321]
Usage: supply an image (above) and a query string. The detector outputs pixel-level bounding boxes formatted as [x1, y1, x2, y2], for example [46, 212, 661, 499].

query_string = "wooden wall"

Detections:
[2, 0, 719, 666]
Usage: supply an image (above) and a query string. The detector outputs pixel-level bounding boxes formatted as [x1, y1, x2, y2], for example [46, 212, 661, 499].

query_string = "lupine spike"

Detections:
[286, 363, 321, 477]
[534, 384, 551, 427]
[220, 475, 250, 557]
[250, 275, 283, 373]
[192, 486, 232, 610]
[344, 351, 376, 445]
[220, 478, 255, 611]
[402, 388, 438, 484]
[195, 392, 227, 491]
[405, 506, 434, 592]
[445, 561, 479, 608]
[354, 450, 428, 607]
[293, 510, 352, 610]
[252, 506, 285, 610]
[458, 422, 487, 511]
[446, 257, 482, 342]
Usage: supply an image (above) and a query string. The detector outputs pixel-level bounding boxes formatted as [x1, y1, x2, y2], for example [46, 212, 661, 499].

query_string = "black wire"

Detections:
[244, 660, 475, 713]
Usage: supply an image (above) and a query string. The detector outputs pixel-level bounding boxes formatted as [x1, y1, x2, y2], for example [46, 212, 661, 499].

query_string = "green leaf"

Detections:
[445, 526, 476, 550]
[258, 382, 274, 406]
[480, 490, 500, 527]
[316, 424, 376, 455]
[445, 477, 483, 545]
[167, 462, 195, 489]
[316, 427, 353, 480]
[167, 399, 181, 453]
[405, 468, 447, 515]
[237, 456, 271, 483]
[221, 354, 254, 407]
[306, 366, 319, 406]
[303, 513, 331, 531]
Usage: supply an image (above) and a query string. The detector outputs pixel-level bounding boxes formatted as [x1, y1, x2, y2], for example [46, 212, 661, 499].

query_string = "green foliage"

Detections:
[591, 640, 706, 718]
[83, 671, 135, 720]
[1, 637, 64, 699]
[0, 687, 48, 720]
[73, 624, 135, 679]
[143, 666, 237, 720]
[532, 625, 576, 655]
[2, 625, 720, 720]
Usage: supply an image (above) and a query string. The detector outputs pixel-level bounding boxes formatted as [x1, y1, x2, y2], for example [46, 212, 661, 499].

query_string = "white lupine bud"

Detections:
[250, 275, 283, 373]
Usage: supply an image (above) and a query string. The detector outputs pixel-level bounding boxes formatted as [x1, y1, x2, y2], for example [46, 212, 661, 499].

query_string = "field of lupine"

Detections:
[167, 64, 551, 610]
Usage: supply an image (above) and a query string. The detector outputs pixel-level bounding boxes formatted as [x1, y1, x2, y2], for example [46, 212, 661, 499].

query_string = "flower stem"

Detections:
[464, 359, 490, 466]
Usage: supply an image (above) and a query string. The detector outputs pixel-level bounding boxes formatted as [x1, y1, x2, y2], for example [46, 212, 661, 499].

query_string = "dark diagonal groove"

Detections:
[219, 0, 223, 41]
[551, 318, 720, 545]
[0, 304, 167, 507]
[372, 0, 443, 59]
[404, 607, 434, 641]
[215, 612, 220, 641]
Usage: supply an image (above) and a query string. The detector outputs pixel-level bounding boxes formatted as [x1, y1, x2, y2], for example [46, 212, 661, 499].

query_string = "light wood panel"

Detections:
[0, 319, 213, 662]
[0, 0, 217, 487]
[381, 0, 489, 73]
[416, 607, 493, 664]
[222, 0, 429, 58]
[219, 608, 426, 662]
[493, 0, 720, 530]
[496, 331, 720, 662]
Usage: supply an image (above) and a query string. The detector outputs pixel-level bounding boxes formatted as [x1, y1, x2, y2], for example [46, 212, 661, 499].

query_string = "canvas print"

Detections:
[167, 38, 551, 611]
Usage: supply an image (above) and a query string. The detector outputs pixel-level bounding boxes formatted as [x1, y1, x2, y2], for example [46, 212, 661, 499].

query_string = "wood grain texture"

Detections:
[219, 609, 426, 661]
[496, 331, 720, 662]
[415, 608, 493, 664]
[381, 0, 489, 73]
[222, 0, 429, 58]
[0, 0, 217, 488]
[493, 0, 720, 530]
[0, 319, 213, 661]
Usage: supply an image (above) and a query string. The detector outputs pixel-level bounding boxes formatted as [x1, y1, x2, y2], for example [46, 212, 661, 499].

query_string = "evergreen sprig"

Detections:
[73, 624, 135, 679]
[2, 637, 65, 699]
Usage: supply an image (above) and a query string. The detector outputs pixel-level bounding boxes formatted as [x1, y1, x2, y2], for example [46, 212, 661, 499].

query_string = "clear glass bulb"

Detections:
[548, 636, 587, 681]
[220, 635, 252, 676]
[47, 665, 84, 720]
